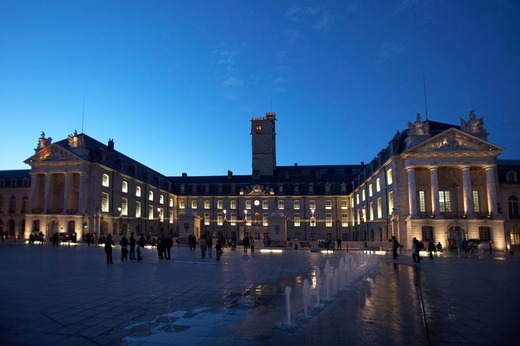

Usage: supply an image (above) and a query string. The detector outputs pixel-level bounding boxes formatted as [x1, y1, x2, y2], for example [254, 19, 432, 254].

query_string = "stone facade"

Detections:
[0, 111, 519, 253]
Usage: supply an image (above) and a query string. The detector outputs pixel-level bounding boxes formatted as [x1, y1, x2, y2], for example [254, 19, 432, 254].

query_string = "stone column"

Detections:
[29, 173, 37, 212]
[43, 173, 51, 213]
[78, 172, 86, 214]
[485, 166, 497, 216]
[461, 166, 473, 217]
[62, 173, 70, 214]
[407, 167, 417, 217]
[430, 167, 440, 217]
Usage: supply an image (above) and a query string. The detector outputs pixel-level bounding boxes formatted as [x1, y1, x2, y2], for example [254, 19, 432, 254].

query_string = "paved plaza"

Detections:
[1, 240, 519, 346]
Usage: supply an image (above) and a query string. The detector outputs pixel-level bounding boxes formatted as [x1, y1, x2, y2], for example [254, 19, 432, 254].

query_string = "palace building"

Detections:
[1, 111, 519, 252]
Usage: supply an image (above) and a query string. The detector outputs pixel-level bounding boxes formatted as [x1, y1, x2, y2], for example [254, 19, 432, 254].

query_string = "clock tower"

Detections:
[251, 112, 276, 178]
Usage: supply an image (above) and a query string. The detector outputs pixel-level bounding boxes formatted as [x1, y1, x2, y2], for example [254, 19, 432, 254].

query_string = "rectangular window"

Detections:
[160, 195, 164, 204]
[102, 174, 109, 187]
[121, 198, 128, 216]
[278, 200, 285, 210]
[377, 198, 382, 219]
[341, 213, 348, 227]
[479, 226, 492, 241]
[325, 213, 332, 227]
[387, 169, 393, 185]
[204, 213, 210, 226]
[217, 200, 223, 209]
[122, 181, 128, 193]
[246, 200, 252, 209]
[472, 191, 480, 213]
[294, 213, 301, 227]
[148, 205, 154, 220]
[356, 194, 360, 205]
[262, 213, 269, 226]
[310, 215, 316, 227]
[388, 191, 394, 214]
[341, 200, 348, 209]
[369, 184, 373, 197]
[294, 200, 300, 210]
[419, 190, 426, 213]
[191, 200, 198, 209]
[325, 200, 332, 210]
[157, 207, 163, 221]
[204, 200, 210, 209]
[422, 226, 434, 241]
[148, 191, 154, 201]
[179, 199, 185, 209]
[231, 213, 237, 226]
[376, 178, 381, 192]
[309, 200, 316, 210]
[230, 200, 237, 209]
[217, 213, 224, 226]
[262, 200, 269, 210]
[136, 201, 141, 218]
[101, 192, 109, 212]
[136, 186, 141, 197]
[369, 202, 374, 221]
[362, 189, 366, 201]
[169, 197, 173, 208]
[439, 191, 451, 212]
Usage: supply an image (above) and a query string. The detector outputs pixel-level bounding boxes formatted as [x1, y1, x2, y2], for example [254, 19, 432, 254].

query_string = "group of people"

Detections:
[104, 232, 146, 264]
[198, 233, 224, 260]
[411, 237, 443, 263]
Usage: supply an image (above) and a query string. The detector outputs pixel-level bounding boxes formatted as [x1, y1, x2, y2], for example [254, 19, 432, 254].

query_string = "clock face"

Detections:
[254, 200, 260, 206]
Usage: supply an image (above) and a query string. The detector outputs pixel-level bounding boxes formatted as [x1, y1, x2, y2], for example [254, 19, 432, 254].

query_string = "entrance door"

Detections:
[447, 225, 464, 250]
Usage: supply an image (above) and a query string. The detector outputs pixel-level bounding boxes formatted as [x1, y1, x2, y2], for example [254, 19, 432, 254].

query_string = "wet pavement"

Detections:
[0, 241, 519, 345]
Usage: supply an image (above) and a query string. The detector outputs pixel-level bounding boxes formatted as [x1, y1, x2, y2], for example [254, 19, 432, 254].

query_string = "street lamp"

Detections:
[223, 209, 227, 238]
[117, 206, 122, 236]
[157, 207, 162, 235]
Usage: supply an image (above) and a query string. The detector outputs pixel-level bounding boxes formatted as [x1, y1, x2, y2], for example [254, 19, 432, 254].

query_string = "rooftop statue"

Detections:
[408, 113, 429, 136]
[461, 110, 488, 139]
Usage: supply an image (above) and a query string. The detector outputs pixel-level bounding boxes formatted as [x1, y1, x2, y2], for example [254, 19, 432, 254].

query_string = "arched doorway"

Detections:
[446, 224, 465, 250]
[48, 220, 59, 239]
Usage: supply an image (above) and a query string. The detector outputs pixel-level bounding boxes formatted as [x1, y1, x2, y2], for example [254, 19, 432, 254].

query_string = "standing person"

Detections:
[250, 237, 255, 254]
[120, 235, 129, 262]
[436, 242, 443, 253]
[165, 236, 173, 260]
[412, 237, 421, 263]
[243, 235, 250, 255]
[199, 236, 207, 258]
[215, 239, 223, 261]
[206, 234, 213, 258]
[138, 234, 146, 249]
[336, 238, 342, 250]
[52, 232, 59, 247]
[428, 240, 435, 259]
[157, 235, 165, 259]
[391, 236, 400, 260]
[129, 232, 136, 260]
[105, 234, 114, 264]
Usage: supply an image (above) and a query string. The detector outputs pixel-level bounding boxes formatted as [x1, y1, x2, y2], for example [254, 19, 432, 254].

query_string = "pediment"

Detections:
[403, 128, 503, 158]
[25, 145, 84, 165]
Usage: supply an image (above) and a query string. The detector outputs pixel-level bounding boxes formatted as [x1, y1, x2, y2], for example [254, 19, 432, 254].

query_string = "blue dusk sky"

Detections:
[1, 0, 519, 176]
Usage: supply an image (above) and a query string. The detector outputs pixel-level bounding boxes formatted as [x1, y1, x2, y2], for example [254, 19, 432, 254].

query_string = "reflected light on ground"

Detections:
[260, 248, 283, 253]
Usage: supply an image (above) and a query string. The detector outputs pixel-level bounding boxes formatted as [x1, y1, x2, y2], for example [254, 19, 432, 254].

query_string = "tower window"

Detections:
[255, 125, 262, 134]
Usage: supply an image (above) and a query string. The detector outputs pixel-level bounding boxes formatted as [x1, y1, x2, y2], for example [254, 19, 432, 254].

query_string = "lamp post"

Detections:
[117, 207, 122, 236]
[223, 209, 227, 238]
[157, 207, 162, 236]
[244, 210, 247, 240]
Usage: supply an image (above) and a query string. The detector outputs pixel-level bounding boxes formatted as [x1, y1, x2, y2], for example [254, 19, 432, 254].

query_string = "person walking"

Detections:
[428, 240, 435, 259]
[199, 236, 207, 258]
[391, 236, 400, 260]
[105, 234, 115, 264]
[206, 234, 213, 258]
[412, 237, 421, 263]
[129, 232, 136, 260]
[215, 239, 223, 261]
[165, 236, 173, 260]
[243, 235, 250, 255]
[250, 237, 255, 254]
[120, 235, 129, 262]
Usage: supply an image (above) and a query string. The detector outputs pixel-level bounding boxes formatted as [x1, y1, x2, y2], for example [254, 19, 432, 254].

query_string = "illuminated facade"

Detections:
[0, 112, 519, 252]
